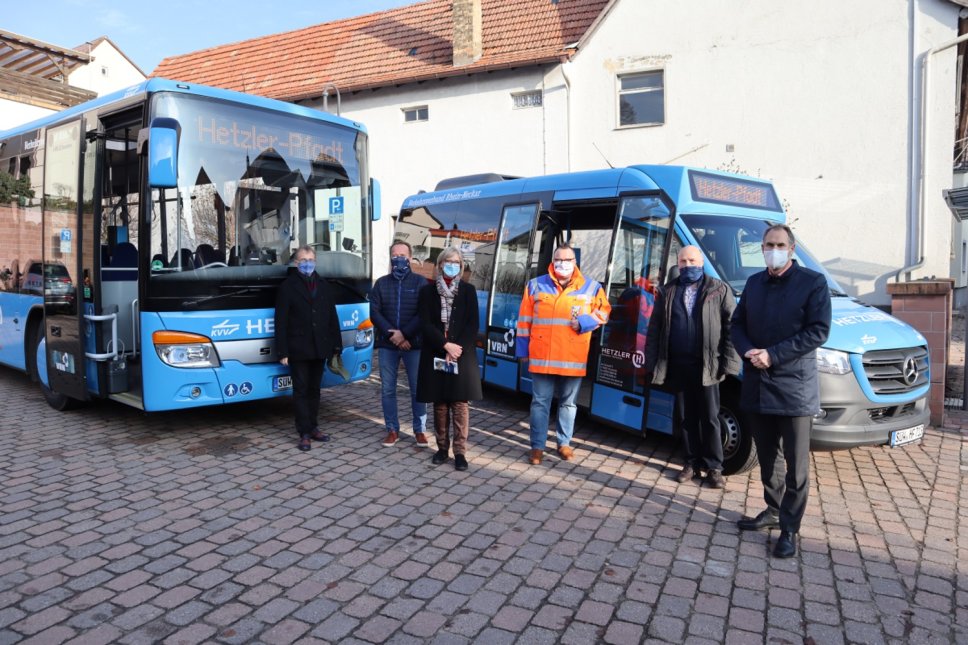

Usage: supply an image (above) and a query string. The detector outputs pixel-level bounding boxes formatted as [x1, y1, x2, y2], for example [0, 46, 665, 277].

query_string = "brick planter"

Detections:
[885, 279, 953, 427]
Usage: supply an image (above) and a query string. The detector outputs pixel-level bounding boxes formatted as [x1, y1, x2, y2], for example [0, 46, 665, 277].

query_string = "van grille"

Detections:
[861, 347, 929, 396]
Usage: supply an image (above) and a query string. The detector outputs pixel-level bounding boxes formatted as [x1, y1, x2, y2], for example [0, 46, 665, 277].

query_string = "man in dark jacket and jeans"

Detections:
[645, 245, 740, 488]
[731, 224, 831, 559]
[370, 241, 429, 448]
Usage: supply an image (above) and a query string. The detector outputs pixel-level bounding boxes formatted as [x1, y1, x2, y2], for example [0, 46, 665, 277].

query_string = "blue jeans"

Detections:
[379, 347, 426, 434]
[529, 373, 581, 449]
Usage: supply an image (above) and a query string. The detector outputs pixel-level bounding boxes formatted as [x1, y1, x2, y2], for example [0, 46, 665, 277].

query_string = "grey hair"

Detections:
[764, 224, 796, 246]
[436, 246, 464, 268]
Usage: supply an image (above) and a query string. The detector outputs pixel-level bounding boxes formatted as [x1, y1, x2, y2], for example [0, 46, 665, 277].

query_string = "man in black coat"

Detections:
[731, 224, 831, 559]
[644, 245, 740, 488]
[275, 245, 343, 451]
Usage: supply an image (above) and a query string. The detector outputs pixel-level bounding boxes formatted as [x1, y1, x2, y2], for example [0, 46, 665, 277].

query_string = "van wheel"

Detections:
[720, 400, 757, 475]
[32, 325, 79, 411]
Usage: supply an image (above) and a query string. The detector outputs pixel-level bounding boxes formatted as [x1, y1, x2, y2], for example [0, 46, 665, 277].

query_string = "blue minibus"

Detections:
[396, 166, 929, 473]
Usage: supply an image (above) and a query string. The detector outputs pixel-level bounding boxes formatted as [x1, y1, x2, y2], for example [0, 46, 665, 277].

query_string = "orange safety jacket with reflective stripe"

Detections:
[515, 264, 611, 377]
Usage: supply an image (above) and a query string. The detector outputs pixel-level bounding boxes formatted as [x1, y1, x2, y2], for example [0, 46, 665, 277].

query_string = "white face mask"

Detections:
[763, 248, 790, 270]
[553, 260, 575, 278]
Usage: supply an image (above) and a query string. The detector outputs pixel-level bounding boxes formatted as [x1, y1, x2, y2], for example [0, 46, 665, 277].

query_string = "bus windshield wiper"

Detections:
[830, 288, 850, 297]
[181, 285, 271, 308]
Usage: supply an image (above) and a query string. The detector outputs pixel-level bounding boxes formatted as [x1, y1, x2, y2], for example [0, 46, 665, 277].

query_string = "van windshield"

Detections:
[680, 214, 847, 297]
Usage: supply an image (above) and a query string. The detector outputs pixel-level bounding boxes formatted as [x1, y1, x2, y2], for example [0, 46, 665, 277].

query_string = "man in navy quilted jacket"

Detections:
[370, 241, 429, 448]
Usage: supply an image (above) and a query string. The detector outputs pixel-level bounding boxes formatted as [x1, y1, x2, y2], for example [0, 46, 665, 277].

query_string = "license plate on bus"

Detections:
[889, 424, 924, 447]
[272, 375, 292, 392]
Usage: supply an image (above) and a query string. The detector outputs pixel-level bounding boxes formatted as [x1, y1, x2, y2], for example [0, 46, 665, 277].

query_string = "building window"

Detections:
[512, 90, 542, 109]
[101, 65, 109, 76]
[403, 106, 428, 123]
[618, 70, 664, 127]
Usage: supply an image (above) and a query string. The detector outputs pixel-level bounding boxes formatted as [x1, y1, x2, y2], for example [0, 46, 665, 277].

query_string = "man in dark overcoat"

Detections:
[275, 245, 343, 451]
[731, 224, 831, 558]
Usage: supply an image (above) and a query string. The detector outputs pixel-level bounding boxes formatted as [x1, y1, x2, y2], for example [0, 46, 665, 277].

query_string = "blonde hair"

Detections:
[436, 246, 464, 269]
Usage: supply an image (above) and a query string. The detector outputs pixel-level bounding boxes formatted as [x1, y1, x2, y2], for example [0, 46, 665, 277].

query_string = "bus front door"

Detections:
[483, 203, 539, 391]
[590, 193, 675, 434]
[40, 119, 88, 403]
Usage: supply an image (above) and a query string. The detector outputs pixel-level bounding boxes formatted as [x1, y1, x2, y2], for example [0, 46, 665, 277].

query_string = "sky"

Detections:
[4, 0, 418, 74]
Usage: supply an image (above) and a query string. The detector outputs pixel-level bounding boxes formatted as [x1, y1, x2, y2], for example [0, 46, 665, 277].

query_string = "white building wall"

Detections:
[68, 40, 145, 95]
[309, 0, 960, 302]
[315, 69, 549, 273]
[0, 99, 50, 131]
[565, 0, 960, 304]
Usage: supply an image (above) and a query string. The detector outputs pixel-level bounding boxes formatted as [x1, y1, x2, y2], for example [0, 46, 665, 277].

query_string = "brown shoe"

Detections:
[528, 449, 543, 465]
[557, 445, 574, 461]
[676, 465, 696, 483]
[414, 432, 430, 448]
[705, 470, 725, 489]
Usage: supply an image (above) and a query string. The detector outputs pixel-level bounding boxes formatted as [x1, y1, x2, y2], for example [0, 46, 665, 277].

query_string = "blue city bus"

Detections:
[0, 79, 377, 411]
[397, 166, 929, 473]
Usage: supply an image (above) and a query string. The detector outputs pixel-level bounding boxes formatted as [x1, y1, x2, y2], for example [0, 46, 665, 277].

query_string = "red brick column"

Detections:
[886, 279, 953, 427]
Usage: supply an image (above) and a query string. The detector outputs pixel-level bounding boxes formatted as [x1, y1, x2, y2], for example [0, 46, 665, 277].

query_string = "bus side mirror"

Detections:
[370, 178, 382, 221]
[138, 117, 180, 188]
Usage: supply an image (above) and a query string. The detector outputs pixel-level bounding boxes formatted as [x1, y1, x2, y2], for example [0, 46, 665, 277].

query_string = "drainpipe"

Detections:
[560, 59, 572, 172]
[896, 28, 968, 281]
[321, 83, 341, 116]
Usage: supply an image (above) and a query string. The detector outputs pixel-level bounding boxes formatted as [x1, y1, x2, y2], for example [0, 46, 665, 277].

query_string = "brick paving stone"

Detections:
[1, 370, 965, 645]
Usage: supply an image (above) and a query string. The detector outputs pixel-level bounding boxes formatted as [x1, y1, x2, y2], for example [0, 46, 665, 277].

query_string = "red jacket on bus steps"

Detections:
[515, 263, 611, 377]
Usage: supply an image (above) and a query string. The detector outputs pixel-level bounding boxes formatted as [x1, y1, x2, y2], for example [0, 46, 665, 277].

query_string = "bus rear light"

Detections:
[153, 331, 220, 369]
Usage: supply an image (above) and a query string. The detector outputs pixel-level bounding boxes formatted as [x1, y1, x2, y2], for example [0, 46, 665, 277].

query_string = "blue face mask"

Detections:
[442, 262, 461, 279]
[297, 260, 316, 277]
[678, 265, 704, 284]
[390, 256, 410, 279]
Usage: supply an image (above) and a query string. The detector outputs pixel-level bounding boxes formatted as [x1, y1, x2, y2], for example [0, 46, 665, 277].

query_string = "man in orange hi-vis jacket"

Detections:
[516, 243, 611, 465]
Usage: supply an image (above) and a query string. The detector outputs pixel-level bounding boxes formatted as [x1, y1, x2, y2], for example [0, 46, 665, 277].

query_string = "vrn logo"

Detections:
[211, 319, 241, 337]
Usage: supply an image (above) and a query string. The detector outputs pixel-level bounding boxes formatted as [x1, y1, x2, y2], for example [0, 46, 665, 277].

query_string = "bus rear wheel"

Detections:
[720, 398, 757, 476]
[31, 324, 79, 411]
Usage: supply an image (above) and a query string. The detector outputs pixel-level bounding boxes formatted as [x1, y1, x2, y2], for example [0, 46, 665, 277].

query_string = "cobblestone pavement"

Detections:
[1, 366, 966, 645]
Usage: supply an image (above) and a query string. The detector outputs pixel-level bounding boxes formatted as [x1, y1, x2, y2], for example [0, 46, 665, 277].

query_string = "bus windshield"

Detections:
[146, 92, 370, 310]
[680, 214, 847, 296]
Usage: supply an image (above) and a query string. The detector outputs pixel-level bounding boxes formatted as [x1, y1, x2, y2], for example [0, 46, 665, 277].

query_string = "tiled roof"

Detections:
[152, 0, 611, 101]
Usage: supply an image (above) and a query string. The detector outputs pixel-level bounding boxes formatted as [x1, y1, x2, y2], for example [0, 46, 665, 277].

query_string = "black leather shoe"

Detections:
[308, 428, 330, 442]
[454, 454, 468, 471]
[737, 509, 780, 531]
[431, 449, 448, 465]
[773, 531, 797, 558]
[297, 436, 311, 451]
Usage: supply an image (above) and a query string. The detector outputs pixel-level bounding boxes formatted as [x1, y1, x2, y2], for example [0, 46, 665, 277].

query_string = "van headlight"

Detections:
[153, 331, 221, 368]
[816, 348, 851, 375]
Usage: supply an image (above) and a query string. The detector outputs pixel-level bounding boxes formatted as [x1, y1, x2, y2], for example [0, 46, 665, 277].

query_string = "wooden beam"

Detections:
[0, 67, 96, 110]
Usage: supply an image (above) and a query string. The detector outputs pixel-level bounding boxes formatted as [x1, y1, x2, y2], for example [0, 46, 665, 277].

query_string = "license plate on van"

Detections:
[890, 424, 924, 447]
[272, 375, 292, 392]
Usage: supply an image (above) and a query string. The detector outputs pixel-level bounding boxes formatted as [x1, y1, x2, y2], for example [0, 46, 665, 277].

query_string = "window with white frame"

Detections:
[618, 70, 664, 127]
[512, 90, 542, 109]
[403, 106, 429, 123]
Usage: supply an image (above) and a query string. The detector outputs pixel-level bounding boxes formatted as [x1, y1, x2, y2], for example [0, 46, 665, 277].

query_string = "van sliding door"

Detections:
[591, 192, 674, 434]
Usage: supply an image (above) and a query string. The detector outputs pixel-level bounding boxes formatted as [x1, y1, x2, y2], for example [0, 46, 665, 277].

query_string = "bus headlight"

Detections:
[816, 348, 851, 375]
[153, 331, 221, 368]
[355, 319, 374, 348]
